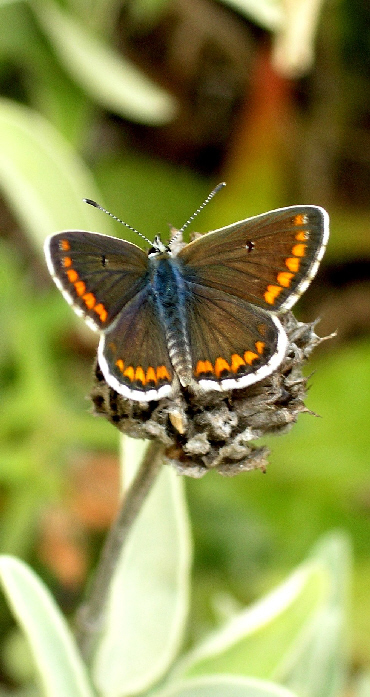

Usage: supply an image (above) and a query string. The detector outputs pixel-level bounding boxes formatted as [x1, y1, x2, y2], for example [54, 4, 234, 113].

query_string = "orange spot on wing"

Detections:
[157, 366, 171, 382]
[123, 366, 135, 381]
[295, 230, 307, 241]
[74, 281, 86, 296]
[244, 350, 259, 365]
[60, 239, 71, 251]
[292, 243, 307, 257]
[195, 360, 214, 376]
[135, 366, 146, 385]
[230, 354, 245, 372]
[67, 269, 78, 283]
[146, 367, 157, 384]
[255, 341, 265, 354]
[277, 271, 294, 288]
[294, 214, 306, 226]
[215, 357, 230, 377]
[94, 303, 108, 322]
[264, 284, 283, 305]
[63, 256, 72, 267]
[116, 359, 124, 372]
[82, 292, 96, 309]
[286, 257, 300, 273]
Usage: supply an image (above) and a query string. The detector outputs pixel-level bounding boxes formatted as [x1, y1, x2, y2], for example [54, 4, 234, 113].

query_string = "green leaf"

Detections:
[92, 447, 192, 697]
[215, 0, 282, 31]
[0, 555, 94, 697]
[152, 675, 299, 697]
[172, 533, 350, 697]
[0, 97, 113, 249]
[173, 559, 329, 681]
[353, 674, 370, 697]
[32, 0, 177, 125]
[281, 532, 351, 697]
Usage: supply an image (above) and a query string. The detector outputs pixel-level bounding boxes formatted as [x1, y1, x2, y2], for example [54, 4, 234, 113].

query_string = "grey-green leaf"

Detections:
[173, 559, 328, 680]
[282, 532, 351, 697]
[0, 555, 94, 697]
[32, 0, 177, 125]
[151, 675, 299, 697]
[353, 674, 370, 697]
[93, 448, 192, 697]
[215, 0, 282, 31]
[0, 97, 113, 249]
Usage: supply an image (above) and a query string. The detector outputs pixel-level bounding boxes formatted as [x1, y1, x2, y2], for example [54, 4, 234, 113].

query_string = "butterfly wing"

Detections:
[183, 281, 287, 390]
[99, 286, 174, 401]
[178, 206, 329, 312]
[44, 230, 149, 331]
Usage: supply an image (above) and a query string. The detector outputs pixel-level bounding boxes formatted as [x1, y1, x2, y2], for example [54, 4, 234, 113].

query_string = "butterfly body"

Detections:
[45, 204, 329, 402]
[146, 251, 193, 388]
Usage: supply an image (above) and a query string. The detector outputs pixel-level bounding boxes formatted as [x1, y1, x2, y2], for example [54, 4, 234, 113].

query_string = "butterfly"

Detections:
[44, 190, 329, 402]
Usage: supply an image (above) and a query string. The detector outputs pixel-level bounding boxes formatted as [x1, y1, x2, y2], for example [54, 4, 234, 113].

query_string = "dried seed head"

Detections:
[90, 312, 330, 478]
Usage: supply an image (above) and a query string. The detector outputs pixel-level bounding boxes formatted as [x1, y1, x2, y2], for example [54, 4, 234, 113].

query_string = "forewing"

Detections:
[185, 282, 288, 391]
[44, 230, 148, 331]
[178, 206, 329, 312]
[99, 287, 174, 402]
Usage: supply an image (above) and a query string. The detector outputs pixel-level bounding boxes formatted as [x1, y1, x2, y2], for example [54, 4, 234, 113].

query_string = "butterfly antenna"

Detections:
[172, 182, 226, 243]
[84, 199, 152, 246]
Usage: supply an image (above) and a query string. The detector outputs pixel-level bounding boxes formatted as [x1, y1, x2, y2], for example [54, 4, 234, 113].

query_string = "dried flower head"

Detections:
[91, 312, 329, 478]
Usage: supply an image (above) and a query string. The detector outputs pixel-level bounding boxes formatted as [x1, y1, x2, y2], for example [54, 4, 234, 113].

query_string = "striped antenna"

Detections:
[172, 182, 226, 244]
[83, 199, 152, 246]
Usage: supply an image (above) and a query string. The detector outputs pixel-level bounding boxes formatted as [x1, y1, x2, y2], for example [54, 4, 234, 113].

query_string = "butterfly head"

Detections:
[147, 234, 168, 257]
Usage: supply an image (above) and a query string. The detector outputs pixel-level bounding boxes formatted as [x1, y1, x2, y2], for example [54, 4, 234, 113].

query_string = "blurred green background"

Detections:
[0, 0, 370, 689]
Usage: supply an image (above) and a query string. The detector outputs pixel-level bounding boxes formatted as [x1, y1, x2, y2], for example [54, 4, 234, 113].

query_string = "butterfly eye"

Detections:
[246, 240, 255, 252]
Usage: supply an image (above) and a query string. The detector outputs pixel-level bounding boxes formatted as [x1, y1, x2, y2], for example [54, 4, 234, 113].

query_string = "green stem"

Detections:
[75, 440, 165, 661]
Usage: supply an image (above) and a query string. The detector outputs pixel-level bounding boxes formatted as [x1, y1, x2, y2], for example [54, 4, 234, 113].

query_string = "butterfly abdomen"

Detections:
[150, 257, 193, 386]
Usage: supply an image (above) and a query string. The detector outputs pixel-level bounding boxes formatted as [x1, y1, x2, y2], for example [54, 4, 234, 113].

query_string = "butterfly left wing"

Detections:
[178, 206, 329, 312]
[45, 230, 149, 331]
[99, 286, 174, 401]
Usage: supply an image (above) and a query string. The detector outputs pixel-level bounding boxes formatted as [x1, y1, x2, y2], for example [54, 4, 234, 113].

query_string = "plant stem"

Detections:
[75, 439, 165, 661]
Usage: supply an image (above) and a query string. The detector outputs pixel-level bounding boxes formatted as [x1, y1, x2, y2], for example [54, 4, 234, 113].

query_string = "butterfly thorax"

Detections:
[148, 254, 193, 386]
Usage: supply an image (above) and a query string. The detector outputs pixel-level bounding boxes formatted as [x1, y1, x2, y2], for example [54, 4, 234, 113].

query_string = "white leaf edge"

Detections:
[92, 439, 192, 696]
[173, 561, 327, 678]
[0, 555, 94, 697]
[216, 0, 283, 31]
[0, 97, 113, 248]
[151, 674, 299, 697]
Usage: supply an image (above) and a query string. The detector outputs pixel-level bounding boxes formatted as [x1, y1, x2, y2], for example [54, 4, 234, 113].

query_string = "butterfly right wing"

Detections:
[183, 280, 287, 392]
[178, 206, 328, 313]
[44, 230, 149, 331]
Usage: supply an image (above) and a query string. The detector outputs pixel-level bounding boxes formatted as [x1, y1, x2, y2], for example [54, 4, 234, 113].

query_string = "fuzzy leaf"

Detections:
[0, 556, 94, 697]
[0, 98, 113, 248]
[33, 0, 177, 125]
[215, 0, 282, 30]
[152, 675, 299, 697]
[173, 562, 328, 680]
[93, 443, 192, 697]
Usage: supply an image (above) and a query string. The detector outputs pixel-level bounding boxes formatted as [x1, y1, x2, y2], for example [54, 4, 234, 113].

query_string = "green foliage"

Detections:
[0, 441, 351, 696]
[33, 0, 176, 126]
[0, 0, 368, 693]
[0, 98, 114, 248]
[0, 556, 93, 697]
[93, 458, 192, 696]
